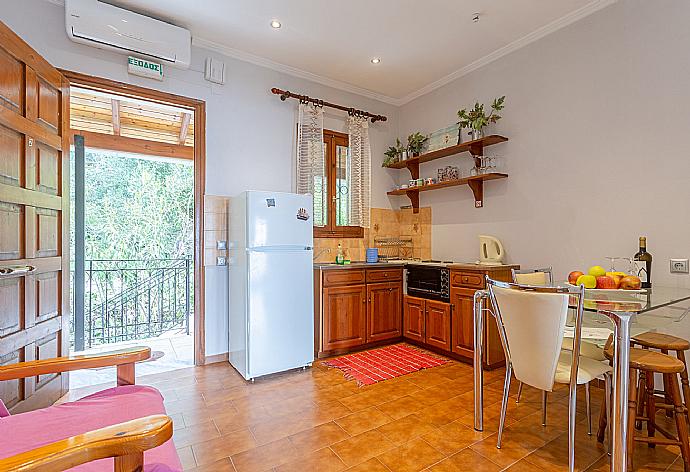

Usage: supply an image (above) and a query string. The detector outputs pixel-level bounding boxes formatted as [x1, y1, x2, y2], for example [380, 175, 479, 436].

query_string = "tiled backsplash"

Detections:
[204, 195, 228, 267]
[203, 198, 432, 265]
[313, 207, 432, 263]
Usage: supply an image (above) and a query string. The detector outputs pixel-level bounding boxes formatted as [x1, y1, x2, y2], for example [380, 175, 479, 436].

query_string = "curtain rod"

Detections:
[271, 88, 387, 123]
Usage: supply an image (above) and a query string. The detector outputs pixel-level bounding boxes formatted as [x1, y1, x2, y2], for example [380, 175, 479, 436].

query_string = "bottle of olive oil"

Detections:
[633, 236, 652, 288]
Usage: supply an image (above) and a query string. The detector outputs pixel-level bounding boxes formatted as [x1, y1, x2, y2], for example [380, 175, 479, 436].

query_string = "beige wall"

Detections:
[398, 0, 690, 288]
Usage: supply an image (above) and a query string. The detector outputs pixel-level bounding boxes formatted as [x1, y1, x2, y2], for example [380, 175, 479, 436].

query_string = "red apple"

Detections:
[568, 271, 584, 284]
[620, 275, 641, 290]
[596, 276, 617, 289]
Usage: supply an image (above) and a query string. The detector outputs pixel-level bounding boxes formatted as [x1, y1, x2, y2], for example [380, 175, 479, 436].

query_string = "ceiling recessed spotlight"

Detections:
[270, 20, 282, 29]
[371, 57, 381, 64]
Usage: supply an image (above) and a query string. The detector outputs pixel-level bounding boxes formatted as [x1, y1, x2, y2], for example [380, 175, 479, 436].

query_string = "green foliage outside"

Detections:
[71, 149, 194, 261]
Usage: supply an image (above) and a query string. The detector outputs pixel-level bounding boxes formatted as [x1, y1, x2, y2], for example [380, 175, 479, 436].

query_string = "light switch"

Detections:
[217, 240, 227, 250]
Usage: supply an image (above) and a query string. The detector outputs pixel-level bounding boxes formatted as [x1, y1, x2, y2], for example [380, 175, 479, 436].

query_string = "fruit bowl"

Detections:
[563, 282, 646, 294]
[567, 266, 643, 291]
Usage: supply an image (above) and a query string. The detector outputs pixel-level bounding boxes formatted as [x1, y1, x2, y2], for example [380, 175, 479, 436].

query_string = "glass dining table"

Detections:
[472, 284, 690, 472]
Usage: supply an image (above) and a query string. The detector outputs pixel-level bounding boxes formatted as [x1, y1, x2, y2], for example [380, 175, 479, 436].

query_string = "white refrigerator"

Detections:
[228, 191, 314, 380]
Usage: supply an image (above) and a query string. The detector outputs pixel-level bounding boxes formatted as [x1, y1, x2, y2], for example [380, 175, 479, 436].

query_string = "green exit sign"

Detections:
[127, 56, 163, 81]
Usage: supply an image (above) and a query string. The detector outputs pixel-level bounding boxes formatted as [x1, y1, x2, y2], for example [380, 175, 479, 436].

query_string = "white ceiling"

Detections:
[104, 0, 615, 104]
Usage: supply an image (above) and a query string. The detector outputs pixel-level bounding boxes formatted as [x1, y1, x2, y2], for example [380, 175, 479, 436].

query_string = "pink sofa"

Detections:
[0, 347, 180, 472]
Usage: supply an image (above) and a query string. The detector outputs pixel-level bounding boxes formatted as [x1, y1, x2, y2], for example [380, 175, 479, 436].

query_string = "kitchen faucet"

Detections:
[313, 248, 331, 260]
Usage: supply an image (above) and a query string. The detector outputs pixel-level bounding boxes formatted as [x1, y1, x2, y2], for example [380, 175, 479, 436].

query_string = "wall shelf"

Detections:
[387, 172, 507, 212]
[384, 134, 509, 213]
[385, 134, 508, 179]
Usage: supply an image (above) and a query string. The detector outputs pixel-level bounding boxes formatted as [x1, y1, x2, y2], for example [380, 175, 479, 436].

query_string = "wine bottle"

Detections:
[633, 236, 652, 288]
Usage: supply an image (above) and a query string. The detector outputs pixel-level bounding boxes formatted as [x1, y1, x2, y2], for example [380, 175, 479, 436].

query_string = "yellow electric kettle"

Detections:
[478, 235, 505, 265]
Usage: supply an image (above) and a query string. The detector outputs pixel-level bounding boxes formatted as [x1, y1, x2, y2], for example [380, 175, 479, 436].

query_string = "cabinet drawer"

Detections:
[366, 268, 403, 283]
[323, 269, 366, 287]
[451, 271, 485, 289]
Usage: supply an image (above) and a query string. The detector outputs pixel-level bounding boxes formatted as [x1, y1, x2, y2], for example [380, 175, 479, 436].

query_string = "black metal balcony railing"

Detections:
[71, 258, 192, 350]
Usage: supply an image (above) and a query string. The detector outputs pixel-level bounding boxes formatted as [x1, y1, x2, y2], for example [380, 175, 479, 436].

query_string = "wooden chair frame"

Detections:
[0, 347, 174, 472]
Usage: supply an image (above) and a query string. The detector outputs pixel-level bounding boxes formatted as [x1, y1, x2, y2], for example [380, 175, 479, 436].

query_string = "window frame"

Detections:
[314, 129, 364, 239]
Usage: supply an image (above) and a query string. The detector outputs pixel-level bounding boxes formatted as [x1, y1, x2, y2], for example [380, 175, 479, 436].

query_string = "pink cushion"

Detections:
[0, 385, 182, 471]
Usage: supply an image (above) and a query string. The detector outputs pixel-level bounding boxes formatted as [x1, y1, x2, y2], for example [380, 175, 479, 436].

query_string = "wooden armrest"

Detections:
[0, 414, 172, 472]
[0, 347, 151, 382]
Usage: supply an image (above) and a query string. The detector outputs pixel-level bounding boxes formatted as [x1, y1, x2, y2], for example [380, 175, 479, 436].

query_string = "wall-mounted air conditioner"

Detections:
[65, 0, 191, 69]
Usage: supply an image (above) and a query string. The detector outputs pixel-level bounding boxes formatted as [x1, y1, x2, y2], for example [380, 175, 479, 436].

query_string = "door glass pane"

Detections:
[335, 144, 350, 226]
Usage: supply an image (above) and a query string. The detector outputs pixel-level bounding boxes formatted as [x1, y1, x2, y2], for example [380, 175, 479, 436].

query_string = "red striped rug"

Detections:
[324, 344, 449, 386]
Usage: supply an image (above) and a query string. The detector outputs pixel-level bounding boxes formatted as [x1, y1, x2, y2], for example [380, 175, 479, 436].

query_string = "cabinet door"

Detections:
[367, 282, 402, 342]
[323, 285, 367, 351]
[403, 296, 425, 342]
[425, 300, 451, 351]
[451, 289, 475, 358]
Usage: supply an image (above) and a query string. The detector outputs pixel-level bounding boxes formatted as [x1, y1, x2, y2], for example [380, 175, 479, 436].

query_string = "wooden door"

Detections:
[451, 288, 475, 359]
[403, 296, 425, 342]
[323, 285, 367, 351]
[425, 300, 451, 351]
[366, 282, 402, 342]
[0, 21, 70, 412]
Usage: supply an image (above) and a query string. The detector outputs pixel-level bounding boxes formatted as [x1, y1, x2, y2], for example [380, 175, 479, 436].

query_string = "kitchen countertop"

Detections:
[313, 261, 406, 270]
[447, 262, 520, 270]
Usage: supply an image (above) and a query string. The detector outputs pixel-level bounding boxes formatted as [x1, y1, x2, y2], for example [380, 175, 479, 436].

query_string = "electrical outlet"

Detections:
[216, 240, 227, 250]
[670, 259, 689, 274]
[216, 256, 227, 266]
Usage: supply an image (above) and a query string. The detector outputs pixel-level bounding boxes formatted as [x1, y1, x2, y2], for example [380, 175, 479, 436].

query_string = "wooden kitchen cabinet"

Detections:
[322, 284, 367, 351]
[315, 266, 404, 357]
[448, 264, 518, 368]
[450, 289, 476, 358]
[367, 282, 402, 342]
[403, 296, 425, 342]
[425, 299, 451, 351]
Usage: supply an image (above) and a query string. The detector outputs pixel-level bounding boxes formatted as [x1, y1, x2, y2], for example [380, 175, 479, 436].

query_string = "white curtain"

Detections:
[296, 102, 326, 227]
[347, 115, 371, 228]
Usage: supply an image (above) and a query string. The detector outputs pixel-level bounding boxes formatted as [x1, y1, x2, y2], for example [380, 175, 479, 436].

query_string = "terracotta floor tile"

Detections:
[177, 446, 196, 470]
[74, 344, 680, 472]
[376, 395, 425, 420]
[422, 419, 486, 455]
[470, 432, 535, 469]
[376, 437, 446, 472]
[429, 448, 502, 472]
[231, 437, 300, 472]
[330, 429, 397, 467]
[275, 447, 347, 472]
[190, 428, 257, 466]
[334, 406, 393, 436]
[375, 413, 439, 445]
[187, 457, 236, 472]
[288, 421, 350, 455]
[343, 457, 390, 472]
[173, 421, 221, 449]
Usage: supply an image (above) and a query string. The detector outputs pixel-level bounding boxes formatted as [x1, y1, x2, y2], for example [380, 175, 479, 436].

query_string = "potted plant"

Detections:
[383, 138, 405, 167]
[457, 96, 505, 140]
[407, 132, 429, 157]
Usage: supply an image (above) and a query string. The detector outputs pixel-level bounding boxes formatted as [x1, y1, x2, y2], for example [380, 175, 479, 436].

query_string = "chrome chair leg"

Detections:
[542, 390, 548, 426]
[568, 381, 578, 472]
[516, 381, 523, 403]
[586, 382, 592, 435]
[497, 363, 513, 449]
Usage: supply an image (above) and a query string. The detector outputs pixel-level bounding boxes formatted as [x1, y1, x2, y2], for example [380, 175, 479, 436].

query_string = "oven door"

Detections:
[406, 265, 448, 301]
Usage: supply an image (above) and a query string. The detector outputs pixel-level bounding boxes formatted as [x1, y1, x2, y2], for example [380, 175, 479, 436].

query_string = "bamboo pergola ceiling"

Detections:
[70, 87, 194, 159]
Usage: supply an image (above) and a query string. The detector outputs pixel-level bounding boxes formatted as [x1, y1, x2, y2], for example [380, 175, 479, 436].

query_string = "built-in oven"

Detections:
[405, 264, 450, 302]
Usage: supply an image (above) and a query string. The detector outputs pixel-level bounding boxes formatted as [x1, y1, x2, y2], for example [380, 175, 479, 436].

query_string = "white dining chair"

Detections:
[487, 278, 611, 472]
[511, 267, 608, 435]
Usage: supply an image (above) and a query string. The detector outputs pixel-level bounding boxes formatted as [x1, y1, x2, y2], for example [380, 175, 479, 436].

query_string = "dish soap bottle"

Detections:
[336, 244, 345, 265]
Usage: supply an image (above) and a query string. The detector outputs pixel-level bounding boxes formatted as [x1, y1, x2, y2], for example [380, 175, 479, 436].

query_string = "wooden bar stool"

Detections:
[632, 332, 690, 422]
[596, 338, 690, 471]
